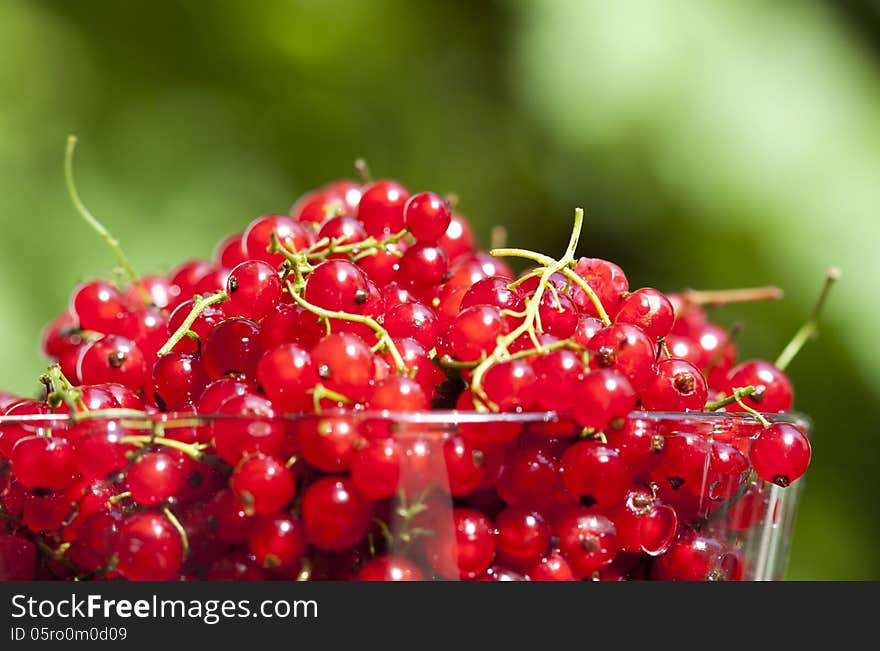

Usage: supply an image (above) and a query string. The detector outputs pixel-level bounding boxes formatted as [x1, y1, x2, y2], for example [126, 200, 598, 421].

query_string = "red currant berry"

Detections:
[302, 477, 372, 551]
[587, 323, 656, 388]
[404, 192, 451, 242]
[316, 215, 368, 254]
[243, 214, 312, 268]
[151, 353, 208, 411]
[481, 359, 538, 412]
[166, 299, 225, 355]
[652, 530, 733, 581]
[202, 318, 262, 381]
[208, 488, 254, 543]
[641, 358, 709, 412]
[383, 301, 440, 349]
[495, 508, 551, 569]
[351, 438, 402, 500]
[70, 281, 133, 335]
[259, 303, 325, 350]
[126, 451, 182, 506]
[231, 454, 295, 516]
[427, 508, 496, 580]
[257, 344, 317, 413]
[528, 551, 575, 581]
[357, 180, 410, 236]
[225, 260, 282, 321]
[723, 360, 793, 413]
[115, 511, 184, 581]
[572, 257, 629, 316]
[211, 394, 284, 464]
[215, 232, 248, 269]
[437, 212, 476, 262]
[572, 369, 637, 432]
[11, 436, 76, 490]
[561, 441, 631, 509]
[555, 508, 618, 579]
[311, 333, 376, 402]
[442, 435, 486, 497]
[356, 555, 423, 581]
[297, 416, 361, 472]
[248, 514, 306, 570]
[614, 288, 675, 340]
[77, 335, 148, 390]
[749, 422, 810, 487]
[367, 376, 429, 412]
[532, 348, 585, 412]
[399, 242, 448, 288]
[444, 305, 509, 362]
[496, 446, 560, 509]
[197, 377, 254, 413]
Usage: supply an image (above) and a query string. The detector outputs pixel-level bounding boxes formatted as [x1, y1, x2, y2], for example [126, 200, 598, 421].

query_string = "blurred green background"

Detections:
[1, 0, 878, 579]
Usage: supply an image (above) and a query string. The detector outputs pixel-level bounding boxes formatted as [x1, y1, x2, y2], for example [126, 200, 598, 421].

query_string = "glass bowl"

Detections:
[0, 409, 808, 581]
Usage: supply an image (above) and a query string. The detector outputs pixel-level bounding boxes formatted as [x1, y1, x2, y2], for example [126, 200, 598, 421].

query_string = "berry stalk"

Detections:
[774, 268, 841, 371]
[157, 291, 228, 357]
[64, 136, 150, 305]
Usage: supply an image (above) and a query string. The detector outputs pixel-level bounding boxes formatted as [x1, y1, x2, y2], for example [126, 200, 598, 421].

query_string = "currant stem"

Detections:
[119, 435, 208, 461]
[703, 469, 757, 526]
[157, 291, 227, 357]
[310, 383, 354, 413]
[65, 136, 150, 305]
[682, 286, 784, 307]
[163, 507, 190, 559]
[285, 280, 406, 373]
[44, 364, 87, 412]
[704, 386, 758, 411]
[734, 395, 771, 428]
[774, 268, 841, 372]
[471, 209, 594, 409]
[354, 158, 372, 184]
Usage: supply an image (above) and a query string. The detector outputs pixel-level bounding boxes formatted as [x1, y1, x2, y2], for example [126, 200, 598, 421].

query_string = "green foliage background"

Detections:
[1, 0, 877, 579]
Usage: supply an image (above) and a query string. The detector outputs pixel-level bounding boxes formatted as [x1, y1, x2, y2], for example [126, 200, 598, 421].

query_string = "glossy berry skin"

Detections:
[384, 301, 439, 349]
[482, 359, 538, 412]
[351, 439, 402, 499]
[317, 215, 368, 253]
[572, 257, 629, 316]
[404, 192, 451, 242]
[305, 260, 372, 314]
[197, 378, 254, 413]
[609, 488, 678, 556]
[231, 454, 295, 516]
[399, 242, 448, 288]
[555, 509, 618, 579]
[211, 394, 284, 464]
[437, 212, 476, 262]
[496, 446, 559, 509]
[11, 436, 76, 490]
[495, 508, 551, 569]
[70, 281, 132, 335]
[257, 344, 317, 413]
[561, 441, 631, 509]
[77, 335, 148, 390]
[115, 512, 184, 581]
[614, 288, 675, 340]
[126, 452, 182, 506]
[259, 303, 324, 350]
[248, 514, 306, 569]
[216, 232, 248, 269]
[641, 358, 708, 412]
[0, 535, 35, 580]
[442, 436, 485, 497]
[202, 318, 262, 381]
[534, 290, 579, 339]
[225, 260, 282, 321]
[367, 376, 429, 412]
[71, 419, 134, 481]
[357, 180, 410, 236]
[528, 552, 575, 581]
[460, 276, 526, 313]
[151, 353, 208, 411]
[297, 416, 361, 472]
[166, 299, 225, 355]
[243, 214, 312, 268]
[723, 360, 794, 413]
[68, 511, 121, 574]
[311, 333, 376, 402]
[587, 324, 656, 389]
[427, 508, 496, 580]
[652, 530, 732, 581]
[444, 305, 508, 362]
[356, 556, 423, 581]
[301, 477, 372, 552]
[572, 369, 637, 433]
[532, 349, 585, 413]
[750, 422, 811, 487]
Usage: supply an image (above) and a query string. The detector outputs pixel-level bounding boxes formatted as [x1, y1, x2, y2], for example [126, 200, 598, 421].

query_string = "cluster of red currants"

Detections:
[0, 146, 827, 581]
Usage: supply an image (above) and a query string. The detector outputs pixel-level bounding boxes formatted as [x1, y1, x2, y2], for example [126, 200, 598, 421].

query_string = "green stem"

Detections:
[310, 384, 354, 413]
[157, 291, 227, 357]
[119, 435, 208, 461]
[704, 386, 757, 411]
[43, 364, 87, 413]
[163, 507, 190, 559]
[285, 280, 406, 373]
[65, 136, 150, 304]
[734, 394, 771, 428]
[774, 268, 841, 371]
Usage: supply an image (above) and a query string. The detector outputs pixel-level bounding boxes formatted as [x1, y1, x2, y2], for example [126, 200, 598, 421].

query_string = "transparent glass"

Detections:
[0, 410, 808, 581]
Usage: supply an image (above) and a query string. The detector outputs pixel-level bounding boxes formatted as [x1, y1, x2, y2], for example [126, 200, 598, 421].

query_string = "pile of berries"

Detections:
[0, 139, 830, 581]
